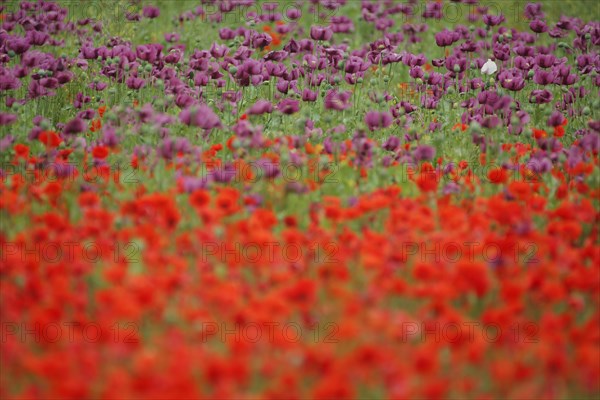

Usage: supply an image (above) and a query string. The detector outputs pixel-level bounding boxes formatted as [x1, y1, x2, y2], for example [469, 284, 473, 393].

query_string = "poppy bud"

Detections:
[40, 119, 51, 130]
[470, 121, 482, 133]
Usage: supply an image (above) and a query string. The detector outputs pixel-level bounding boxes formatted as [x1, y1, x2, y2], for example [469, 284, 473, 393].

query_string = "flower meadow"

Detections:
[1, 0, 599, 398]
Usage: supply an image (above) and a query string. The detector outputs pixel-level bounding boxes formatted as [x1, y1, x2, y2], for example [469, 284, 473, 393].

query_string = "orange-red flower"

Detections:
[38, 131, 62, 148]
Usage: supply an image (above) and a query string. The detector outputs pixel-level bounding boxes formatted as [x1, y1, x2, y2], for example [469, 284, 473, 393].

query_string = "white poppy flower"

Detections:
[481, 59, 498, 75]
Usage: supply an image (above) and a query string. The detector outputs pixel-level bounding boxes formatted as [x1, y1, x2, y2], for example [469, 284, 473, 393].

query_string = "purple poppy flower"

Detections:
[324, 90, 352, 111]
[136, 44, 163, 64]
[211, 163, 237, 183]
[422, 1, 442, 19]
[0, 135, 14, 152]
[529, 89, 553, 104]
[498, 69, 526, 91]
[252, 33, 272, 49]
[365, 111, 393, 131]
[331, 15, 354, 33]
[165, 32, 180, 43]
[209, 43, 229, 59]
[547, 111, 565, 127]
[434, 29, 459, 47]
[277, 98, 300, 115]
[527, 157, 553, 174]
[255, 158, 280, 179]
[78, 109, 96, 120]
[533, 69, 556, 85]
[126, 76, 145, 90]
[181, 176, 210, 193]
[413, 145, 435, 161]
[286, 8, 301, 20]
[142, 6, 160, 19]
[89, 81, 108, 91]
[310, 26, 333, 41]
[63, 117, 87, 135]
[302, 89, 318, 102]
[483, 14, 505, 27]
[175, 93, 196, 109]
[0, 73, 21, 91]
[247, 100, 274, 115]
[529, 19, 548, 33]
[535, 54, 556, 68]
[101, 127, 120, 147]
[165, 49, 183, 64]
[179, 105, 222, 131]
[588, 121, 600, 133]
[0, 113, 17, 126]
[442, 183, 461, 195]
[525, 3, 544, 19]
[6, 36, 31, 54]
[219, 28, 236, 40]
[445, 54, 468, 73]
[383, 136, 401, 151]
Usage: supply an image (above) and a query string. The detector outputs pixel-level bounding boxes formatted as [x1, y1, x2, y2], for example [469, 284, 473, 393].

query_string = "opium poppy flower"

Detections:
[63, 117, 87, 135]
[310, 26, 333, 41]
[180, 105, 222, 131]
[277, 98, 300, 115]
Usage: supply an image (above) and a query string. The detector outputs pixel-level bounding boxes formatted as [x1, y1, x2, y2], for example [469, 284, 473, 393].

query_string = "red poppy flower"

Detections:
[90, 118, 102, 132]
[14, 143, 29, 158]
[190, 190, 210, 208]
[38, 131, 62, 148]
[92, 146, 109, 159]
[488, 167, 508, 184]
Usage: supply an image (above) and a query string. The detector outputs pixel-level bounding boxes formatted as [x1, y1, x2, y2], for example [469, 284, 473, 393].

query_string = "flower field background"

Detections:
[1, 0, 599, 399]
